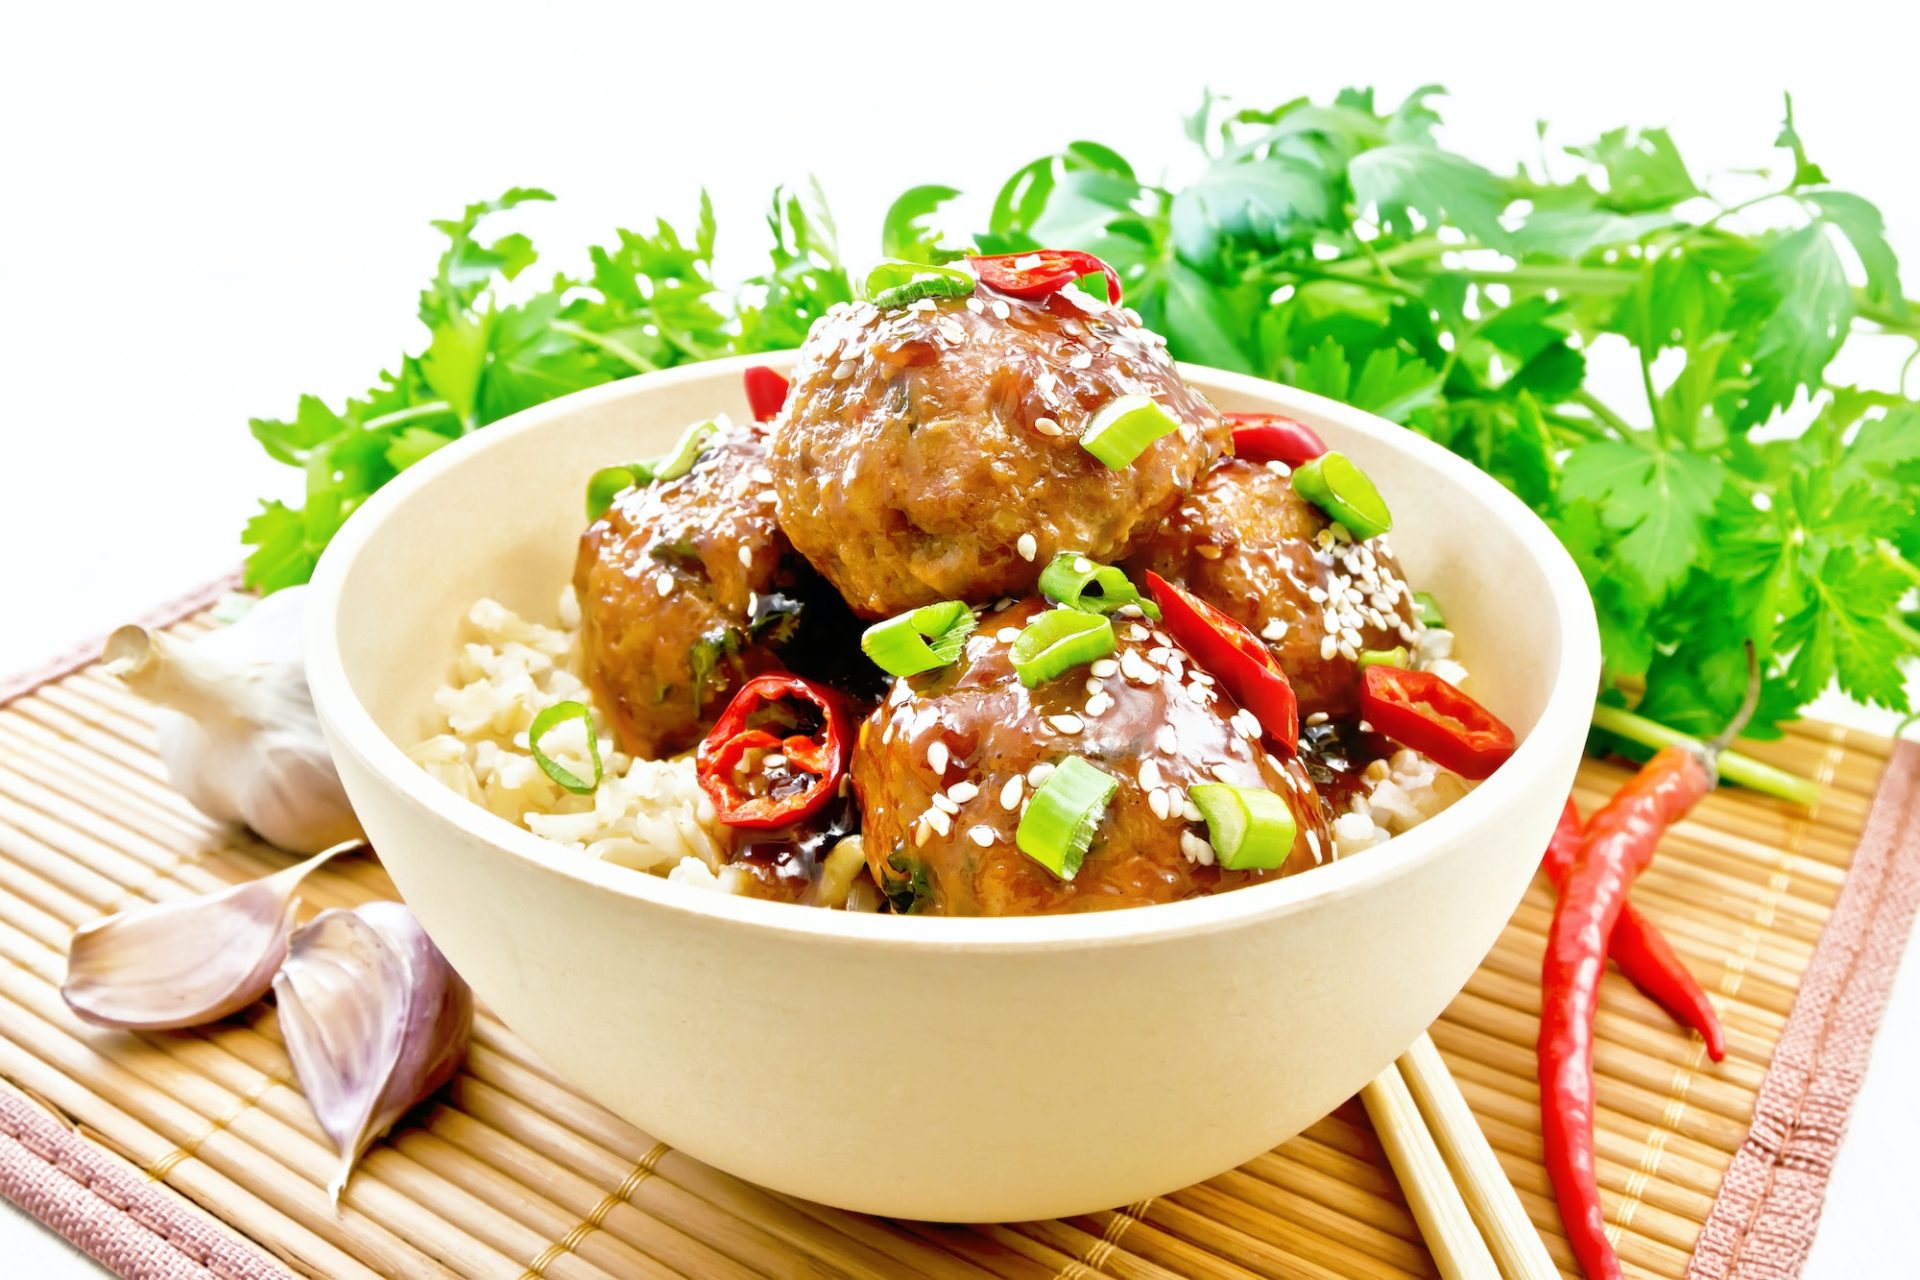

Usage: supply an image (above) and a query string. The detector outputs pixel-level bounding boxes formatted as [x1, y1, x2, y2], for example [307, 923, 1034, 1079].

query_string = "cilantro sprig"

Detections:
[243, 87, 1919, 747]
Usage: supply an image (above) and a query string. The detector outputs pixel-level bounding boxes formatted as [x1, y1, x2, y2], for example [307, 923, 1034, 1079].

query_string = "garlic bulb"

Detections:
[62, 843, 351, 1030]
[103, 586, 362, 854]
[273, 901, 472, 1200]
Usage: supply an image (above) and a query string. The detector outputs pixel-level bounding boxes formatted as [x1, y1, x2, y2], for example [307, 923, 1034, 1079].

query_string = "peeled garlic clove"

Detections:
[62, 844, 349, 1030]
[273, 901, 472, 1200]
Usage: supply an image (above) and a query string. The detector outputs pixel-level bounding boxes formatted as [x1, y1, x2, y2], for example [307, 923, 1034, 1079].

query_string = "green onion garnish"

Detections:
[1037, 552, 1162, 620]
[1290, 451, 1392, 540]
[1188, 783, 1298, 871]
[1358, 646, 1408, 669]
[585, 463, 653, 520]
[1009, 609, 1115, 687]
[1413, 592, 1445, 628]
[860, 601, 978, 677]
[527, 700, 603, 795]
[1079, 395, 1182, 469]
[866, 260, 975, 309]
[653, 418, 723, 482]
[1016, 756, 1118, 880]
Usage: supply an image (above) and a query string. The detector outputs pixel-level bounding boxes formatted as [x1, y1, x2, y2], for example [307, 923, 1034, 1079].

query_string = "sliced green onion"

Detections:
[1188, 783, 1298, 871]
[1016, 756, 1118, 880]
[866, 260, 975, 308]
[585, 462, 653, 520]
[1009, 609, 1115, 687]
[860, 601, 978, 677]
[527, 701, 603, 795]
[654, 418, 723, 482]
[1413, 592, 1445, 628]
[1037, 552, 1162, 620]
[1358, 646, 1408, 669]
[1291, 451, 1392, 539]
[1080, 394, 1182, 469]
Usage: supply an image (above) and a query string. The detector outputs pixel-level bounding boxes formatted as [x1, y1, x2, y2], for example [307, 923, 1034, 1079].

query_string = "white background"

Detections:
[2, 1, 1916, 1274]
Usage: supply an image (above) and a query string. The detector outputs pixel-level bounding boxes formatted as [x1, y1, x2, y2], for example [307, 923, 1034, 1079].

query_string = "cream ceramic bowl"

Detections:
[306, 352, 1599, 1222]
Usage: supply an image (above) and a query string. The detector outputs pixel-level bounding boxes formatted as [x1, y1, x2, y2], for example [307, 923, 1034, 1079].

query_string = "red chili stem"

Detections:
[1539, 747, 1713, 1280]
[1541, 799, 1726, 1061]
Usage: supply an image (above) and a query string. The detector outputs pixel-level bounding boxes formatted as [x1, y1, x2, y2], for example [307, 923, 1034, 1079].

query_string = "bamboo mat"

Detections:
[0, 599, 1904, 1280]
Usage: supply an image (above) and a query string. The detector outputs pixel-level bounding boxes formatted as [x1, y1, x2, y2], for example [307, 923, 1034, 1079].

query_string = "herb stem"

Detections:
[361, 401, 455, 433]
[1588, 703, 1822, 807]
[1571, 389, 1637, 436]
[549, 320, 659, 375]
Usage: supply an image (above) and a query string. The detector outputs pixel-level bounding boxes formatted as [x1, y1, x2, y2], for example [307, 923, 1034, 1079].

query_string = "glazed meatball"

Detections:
[575, 423, 795, 758]
[851, 598, 1330, 916]
[1129, 457, 1420, 719]
[769, 289, 1228, 617]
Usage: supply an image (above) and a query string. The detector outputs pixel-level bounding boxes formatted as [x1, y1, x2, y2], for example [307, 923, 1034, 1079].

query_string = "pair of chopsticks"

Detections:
[1360, 1031, 1559, 1279]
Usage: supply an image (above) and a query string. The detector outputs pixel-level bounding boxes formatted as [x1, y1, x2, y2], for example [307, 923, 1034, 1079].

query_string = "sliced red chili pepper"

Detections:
[1143, 572, 1299, 754]
[968, 250, 1122, 305]
[1359, 665, 1516, 780]
[696, 674, 849, 829]
[1225, 413, 1329, 467]
[742, 365, 790, 423]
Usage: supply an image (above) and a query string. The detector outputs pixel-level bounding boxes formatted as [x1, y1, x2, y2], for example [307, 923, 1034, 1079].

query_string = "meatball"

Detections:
[851, 598, 1330, 916]
[1128, 457, 1420, 719]
[769, 289, 1228, 617]
[575, 423, 793, 758]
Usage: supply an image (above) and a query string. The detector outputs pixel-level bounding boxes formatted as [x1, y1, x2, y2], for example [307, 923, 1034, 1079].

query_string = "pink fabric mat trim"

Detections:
[0, 1086, 289, 1280]
[1686, 740, 1920, 1280]
[0, 570, 245, 708]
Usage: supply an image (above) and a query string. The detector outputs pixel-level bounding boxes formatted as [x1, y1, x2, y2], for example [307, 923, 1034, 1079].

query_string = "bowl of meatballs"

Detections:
[306, 251, 1600, 1221]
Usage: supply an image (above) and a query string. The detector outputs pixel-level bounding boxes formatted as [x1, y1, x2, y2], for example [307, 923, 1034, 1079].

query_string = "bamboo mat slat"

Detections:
[0, 605, 1898, 1280]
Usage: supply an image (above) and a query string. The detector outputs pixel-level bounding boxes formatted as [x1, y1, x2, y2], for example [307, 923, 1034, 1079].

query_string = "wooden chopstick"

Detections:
[1399, 1032, 1559, 1279]
[1360, 1057, 1499, 1279]
[1362, 1031, 1559, 1280]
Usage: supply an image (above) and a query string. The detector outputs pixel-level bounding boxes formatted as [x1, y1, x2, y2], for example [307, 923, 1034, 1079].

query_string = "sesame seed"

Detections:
[926, 808, 953, 837]
[1320, 635, 1338, 661]
[936, 319, 967, 344]
[996, 627, 1020, 643]
[1049, 714, 1085, 735]
[1189, 670, 1216, 686]
[654, 572, 675, 597]
[757, 489, 779, 503]
[1090, 659, 1119, 678]
[1155, 726, 1179, 754]
[1180, 831, 1216, 866]
[752, 466, 774, 483]
[965, 297, 985, 314]
[1262, 618, 1289, 641]
[1151, 630, 1172, 646]
[832, 360, 857, 380]
[1306, 712, 1330, 726]
[1017, 533, 1038, 562]
[931, 792, 960, 815]
[1127, 623, 1152, 642]
[737, 545, 753, 568]
[1034, 417, 1064, 436]
[991, 300, 1012, 320]
[1085, 676, 1104, 695]
[1122, 650, 1159, 685]
[1339, 642, 1359, 662]
[1305, 828, 1322, 863]
[881, 722, 894, 745]
[1085, 693, 1114, 717]
[1072, 556, 1094, 574]
[764, 754, 786, 770]
[1210, 762, 1238, 783]
[1183, 796, 1203, 823]
[1027, 762, 1055, 785]
[1138, 759, 1163, 790]
[948, 781, 979, 803]
[1116, 604, 1144, 618]
[1015, 253, 1044, 269]
[1358, 720, 1373, 734]
[927, 740, 950, 775]
[1148, 788, 1171, 820]
[1196, 545, 1223, 560]
[999, 776, 1025, 809]
[1265, 460, 1292, 478]
[1069, 351, 1093, 370]
[968, 825, 996, 847]
[914, 822, 931, 847]
[1307, 586, 1329, 604]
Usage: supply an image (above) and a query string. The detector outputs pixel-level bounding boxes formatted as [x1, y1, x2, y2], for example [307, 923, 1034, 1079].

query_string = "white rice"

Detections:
[407, 590, 744, 893]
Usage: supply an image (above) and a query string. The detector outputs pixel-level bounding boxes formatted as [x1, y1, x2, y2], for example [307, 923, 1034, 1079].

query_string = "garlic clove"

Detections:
[272, 901, 472, 1200]
[62, 843, 352, 1030]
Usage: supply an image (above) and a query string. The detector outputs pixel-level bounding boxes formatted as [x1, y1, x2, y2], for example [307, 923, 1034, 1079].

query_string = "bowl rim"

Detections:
[306, 350, 1600, 954]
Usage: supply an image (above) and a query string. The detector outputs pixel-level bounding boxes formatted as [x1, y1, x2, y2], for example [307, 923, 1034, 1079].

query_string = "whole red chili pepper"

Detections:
[1540, 746, 1715, 1280]
[696, 674, 849, 829]
[1541, 798, 1726, 1060]
[1225, 412, 1328, 467]
[1359, 665, 1516, 780]
[742, 365, 789, 423]
[968, 250, 1123, 305]
[1143, 571, 1298, 754]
